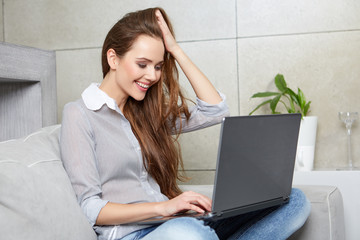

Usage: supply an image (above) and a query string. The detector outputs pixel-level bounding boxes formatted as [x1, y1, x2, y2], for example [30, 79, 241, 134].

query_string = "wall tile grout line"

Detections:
[237, 28, 360, 40]
[177, 37, 236, 44]
[53, 37, 238, 52]
[54, 46, 102, 52]
[184, 169, 216, 172]
[53, 28, 360, 53]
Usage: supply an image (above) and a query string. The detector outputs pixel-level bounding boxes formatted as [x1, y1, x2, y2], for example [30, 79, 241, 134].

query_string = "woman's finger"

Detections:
[187, 202, 206, 213]
[155, 10, 168, 34]
[155, 9, 178, 53]
[180, 192, 212, 212]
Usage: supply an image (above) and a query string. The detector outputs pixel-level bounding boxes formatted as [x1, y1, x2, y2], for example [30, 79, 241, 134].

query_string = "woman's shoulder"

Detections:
[62, 99, 89, 120]
[61, 99, 96, 133]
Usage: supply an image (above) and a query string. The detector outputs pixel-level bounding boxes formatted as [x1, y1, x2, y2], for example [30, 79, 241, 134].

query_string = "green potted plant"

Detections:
[249, 74, 317, 171]
[249, 74, 311, 117]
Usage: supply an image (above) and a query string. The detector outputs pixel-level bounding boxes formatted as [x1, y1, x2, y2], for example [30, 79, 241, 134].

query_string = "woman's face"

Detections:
[114, 35, 165, 102]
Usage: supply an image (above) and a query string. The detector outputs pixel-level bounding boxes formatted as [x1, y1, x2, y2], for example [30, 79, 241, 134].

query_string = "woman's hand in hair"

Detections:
[156, 191, 212, 216]
[155, 10, 180, 54]
[156, 9, 222, 104]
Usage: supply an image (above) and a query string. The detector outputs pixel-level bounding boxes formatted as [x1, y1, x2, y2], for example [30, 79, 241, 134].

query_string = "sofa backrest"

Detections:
[0, 125, 97, 240]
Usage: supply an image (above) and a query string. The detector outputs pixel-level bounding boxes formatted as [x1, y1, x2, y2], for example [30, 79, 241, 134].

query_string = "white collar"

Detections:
[81, 83, 117, 111]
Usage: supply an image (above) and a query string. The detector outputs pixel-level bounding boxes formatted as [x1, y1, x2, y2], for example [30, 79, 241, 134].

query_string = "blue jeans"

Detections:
[120, 188, 311, 240]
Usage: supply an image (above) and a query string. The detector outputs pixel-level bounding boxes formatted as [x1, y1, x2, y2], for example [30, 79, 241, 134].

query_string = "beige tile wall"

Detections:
[2, 0, 360, 184]
[237, 0, 360, 36]
[0, 0, 3, 41]
[56, 48, 103, 116]
[4, 0, 235, 50]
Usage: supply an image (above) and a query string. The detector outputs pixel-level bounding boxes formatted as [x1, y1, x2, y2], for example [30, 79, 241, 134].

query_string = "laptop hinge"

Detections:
[212, 197, 288, 220]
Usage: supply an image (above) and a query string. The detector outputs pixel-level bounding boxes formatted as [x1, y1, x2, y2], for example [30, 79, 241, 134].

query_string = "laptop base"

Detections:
[135, 196, 288, 225]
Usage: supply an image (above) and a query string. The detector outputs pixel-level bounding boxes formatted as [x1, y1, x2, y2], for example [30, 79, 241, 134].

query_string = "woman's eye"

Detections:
[138, 63, 147, 69]
[155, 64, 164, 71]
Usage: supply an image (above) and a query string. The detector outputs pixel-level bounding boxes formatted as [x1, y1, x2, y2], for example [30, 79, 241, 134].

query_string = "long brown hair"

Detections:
[101, 8, 190, 199]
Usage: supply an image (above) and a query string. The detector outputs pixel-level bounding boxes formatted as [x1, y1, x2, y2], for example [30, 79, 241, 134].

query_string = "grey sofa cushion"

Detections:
[0, 125, 97, 240]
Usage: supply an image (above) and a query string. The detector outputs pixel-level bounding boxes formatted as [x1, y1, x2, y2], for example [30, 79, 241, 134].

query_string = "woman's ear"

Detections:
[107, 49, 118, 70]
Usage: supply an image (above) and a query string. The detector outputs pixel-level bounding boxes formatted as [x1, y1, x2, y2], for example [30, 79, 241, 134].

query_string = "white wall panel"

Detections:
[0, 1, 3, 41]
[4, 0, 236, 50]
[4, 0, 138, 50]
[180, 170, 216, 185]
[56, 48, 102, 122]
[237, 0, 360, 37]
[161, 0, 236, 42]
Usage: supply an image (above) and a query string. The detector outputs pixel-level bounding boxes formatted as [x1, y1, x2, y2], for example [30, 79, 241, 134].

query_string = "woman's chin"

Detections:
[131, 92, 147, 101]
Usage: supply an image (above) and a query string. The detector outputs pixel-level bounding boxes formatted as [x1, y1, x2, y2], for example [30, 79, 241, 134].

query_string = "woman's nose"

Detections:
[146, 67, 158, 81]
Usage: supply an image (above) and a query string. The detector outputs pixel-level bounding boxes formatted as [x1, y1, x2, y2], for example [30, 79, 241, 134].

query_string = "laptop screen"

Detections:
[212, 114, 301, 213]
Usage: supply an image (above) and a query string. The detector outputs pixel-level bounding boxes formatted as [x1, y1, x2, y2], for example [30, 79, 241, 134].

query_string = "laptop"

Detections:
[136, 113, 301, 225]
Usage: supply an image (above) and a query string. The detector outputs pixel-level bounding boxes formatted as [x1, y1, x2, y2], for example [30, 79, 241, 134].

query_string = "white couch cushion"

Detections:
[0, 125, 97, 240]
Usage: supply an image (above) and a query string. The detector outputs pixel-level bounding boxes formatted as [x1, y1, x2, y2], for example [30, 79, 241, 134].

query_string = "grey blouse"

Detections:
[60, 83, 230, 240]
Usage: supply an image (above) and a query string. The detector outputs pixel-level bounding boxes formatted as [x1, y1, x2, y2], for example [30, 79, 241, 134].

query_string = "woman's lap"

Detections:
[210, 188, 311, 239]
[120, 188, 310, 240]
[141, 217, 218, 240]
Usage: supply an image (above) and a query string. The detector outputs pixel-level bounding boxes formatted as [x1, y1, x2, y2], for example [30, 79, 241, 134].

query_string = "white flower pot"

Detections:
[295, 116, 318, 171]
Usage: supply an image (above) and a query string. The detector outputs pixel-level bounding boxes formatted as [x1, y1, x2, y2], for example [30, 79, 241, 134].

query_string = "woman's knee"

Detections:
[287, 188, 311, 229]
[142, 217, 219, 240]
[237, 188, 311, 239]
[290, 188, 311, 212]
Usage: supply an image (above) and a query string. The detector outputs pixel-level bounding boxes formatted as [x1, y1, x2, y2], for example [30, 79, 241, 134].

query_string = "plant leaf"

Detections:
[285, 88, 299, 105]
[297, 88, 306, 110]
[251, 92, 280, 98]
[249, 99, 272, 115]
[270, 94, 282, 114]
[275, 74, 287, 93]
[283, 93, 296, 113]
[304, 101, 311, 116]
[287, 108, 295, 114]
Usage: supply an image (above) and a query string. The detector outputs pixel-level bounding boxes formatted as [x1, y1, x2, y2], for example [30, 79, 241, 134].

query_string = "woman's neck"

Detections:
[99, 73, 128, 112]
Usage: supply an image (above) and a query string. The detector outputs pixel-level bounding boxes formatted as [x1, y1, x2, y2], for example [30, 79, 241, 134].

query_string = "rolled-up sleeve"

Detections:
[60, 102, 108, 226]
[175, 91, 230, 133]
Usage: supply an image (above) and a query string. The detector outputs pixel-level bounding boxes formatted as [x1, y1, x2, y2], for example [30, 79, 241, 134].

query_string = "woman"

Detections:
[60, 7, 310, 240]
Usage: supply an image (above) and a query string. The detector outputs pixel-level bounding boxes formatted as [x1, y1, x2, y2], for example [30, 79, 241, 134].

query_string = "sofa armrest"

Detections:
[290, 185, 345, 240]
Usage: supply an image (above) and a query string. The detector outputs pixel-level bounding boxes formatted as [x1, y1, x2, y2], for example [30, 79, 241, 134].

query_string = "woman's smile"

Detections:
[135, 81, 150, 91]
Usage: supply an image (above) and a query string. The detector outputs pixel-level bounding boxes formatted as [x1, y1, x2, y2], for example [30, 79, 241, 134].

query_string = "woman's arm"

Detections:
[156, 10, 222, 105]
[96, 191, 212, 225]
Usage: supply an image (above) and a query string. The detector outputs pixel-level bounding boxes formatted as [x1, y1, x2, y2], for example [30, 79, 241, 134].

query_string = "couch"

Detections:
[0, 125, 345, 239]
